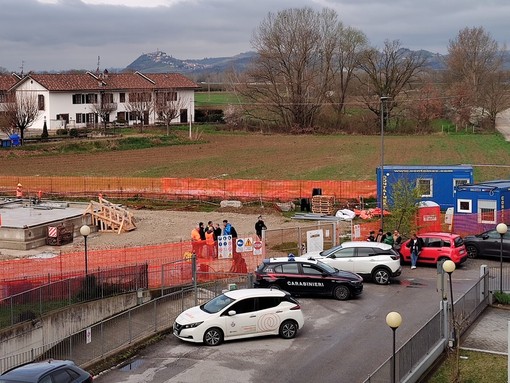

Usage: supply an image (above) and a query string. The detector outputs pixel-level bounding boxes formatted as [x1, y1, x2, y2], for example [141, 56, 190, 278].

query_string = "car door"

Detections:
[480, 230, 508, 258]
[223, 297, 258, 338]
[351, 247, 377, 275]
[420, 236, 446, 263]
[254, 296, 284, 335]
[300, 262, 329, 294]
[322, 247, 356, 272]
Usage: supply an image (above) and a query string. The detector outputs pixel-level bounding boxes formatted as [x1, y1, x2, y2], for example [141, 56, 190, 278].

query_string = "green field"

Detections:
[194, 91, 244, 107]
[1, 129, 509, 181]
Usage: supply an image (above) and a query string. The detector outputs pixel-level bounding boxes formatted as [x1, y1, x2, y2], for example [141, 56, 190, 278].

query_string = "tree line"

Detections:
[226, 7, 510, 133]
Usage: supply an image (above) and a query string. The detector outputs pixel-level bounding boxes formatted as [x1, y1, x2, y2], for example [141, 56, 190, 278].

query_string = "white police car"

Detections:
[254, 254, 363, 300]
[173, 288, 304, 346]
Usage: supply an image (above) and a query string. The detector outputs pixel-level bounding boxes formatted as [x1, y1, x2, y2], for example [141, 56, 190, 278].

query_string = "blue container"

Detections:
[1, 139, 11, 148]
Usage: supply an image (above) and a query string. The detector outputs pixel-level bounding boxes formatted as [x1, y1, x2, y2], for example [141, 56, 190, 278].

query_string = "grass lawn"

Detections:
[428, 350, 507, 382]
[194, 91, 245, 107]
[0, 129, 509, 180]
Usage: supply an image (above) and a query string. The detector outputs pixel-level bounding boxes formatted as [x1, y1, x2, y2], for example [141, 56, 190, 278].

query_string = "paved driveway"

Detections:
[93, 259, 491, 383]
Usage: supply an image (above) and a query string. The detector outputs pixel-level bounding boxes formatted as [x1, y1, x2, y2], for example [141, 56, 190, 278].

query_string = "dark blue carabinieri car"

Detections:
[254, 255, 363, 300]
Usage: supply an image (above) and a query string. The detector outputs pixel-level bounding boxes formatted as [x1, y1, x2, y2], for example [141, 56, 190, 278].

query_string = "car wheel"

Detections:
[203, 327, 224, 346]
[372, 267, 390, 285]
[279, 320, 298, 339]
[466, 245, 479, 259]
[333, 285, 351, 300]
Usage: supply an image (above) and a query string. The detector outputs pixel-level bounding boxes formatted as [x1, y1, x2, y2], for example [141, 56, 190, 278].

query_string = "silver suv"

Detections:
[302, 241, 402, 285]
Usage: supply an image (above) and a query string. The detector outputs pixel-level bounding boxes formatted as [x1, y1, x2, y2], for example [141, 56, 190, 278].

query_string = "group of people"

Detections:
[367, 228, 402, 248]
[367, 228, 424, 270]
[190, 216, 268, 259]
[191, 220, 237, 258]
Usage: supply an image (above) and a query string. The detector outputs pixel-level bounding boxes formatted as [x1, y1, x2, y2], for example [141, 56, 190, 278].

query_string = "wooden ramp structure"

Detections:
[84, 197, 136, 233]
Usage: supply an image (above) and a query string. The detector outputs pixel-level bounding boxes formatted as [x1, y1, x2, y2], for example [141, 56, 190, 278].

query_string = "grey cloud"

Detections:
[0, 0, 508, 71]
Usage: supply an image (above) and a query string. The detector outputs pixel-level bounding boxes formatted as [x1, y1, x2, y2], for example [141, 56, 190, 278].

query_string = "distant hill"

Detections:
[124, 49, 510, 75]
[124, 50, 256, 75]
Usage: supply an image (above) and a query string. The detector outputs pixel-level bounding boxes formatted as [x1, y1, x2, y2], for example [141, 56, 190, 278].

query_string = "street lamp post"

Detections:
[497, 223, 508, 293]
[380, 96, 390, 230]
[443, 260, 456, 346]
[80, 225, 91, 275]
[386, 311, 402, 383]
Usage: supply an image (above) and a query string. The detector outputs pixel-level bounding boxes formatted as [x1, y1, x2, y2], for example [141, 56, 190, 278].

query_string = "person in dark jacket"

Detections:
[406, 232, 424, 269]
[198, 222, 206, 240]
[255, 215, 267, 240]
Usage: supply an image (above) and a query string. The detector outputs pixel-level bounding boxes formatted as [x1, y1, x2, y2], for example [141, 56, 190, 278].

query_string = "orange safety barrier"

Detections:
[0, 176, 376, 201]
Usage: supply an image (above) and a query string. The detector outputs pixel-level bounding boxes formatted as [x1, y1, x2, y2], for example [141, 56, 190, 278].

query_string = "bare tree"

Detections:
[154, 90, 187, 135]
[445, 27, 508, 129]
[90, 92, 116, 132]
[356, 40, 426, 121]
[1, 91, 39, 144]
[125, 90, 153, 133]
[327, 26, 368, 115]
[245, 7, 341, 131]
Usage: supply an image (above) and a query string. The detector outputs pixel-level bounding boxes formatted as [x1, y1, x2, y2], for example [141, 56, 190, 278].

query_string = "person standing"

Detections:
[223, 220, 238, 238]
[205, 227, 216, 258]
[383, 232, 394, 246]
[255, 215, 267, 240]
[198, 222, 206, 241]
[191, 223, 204, 258]
[367, 231, 376, 242]
[213, 223, 222, 240]
[406, 232, 424, 269]
[392, 230, 402, 251]
[375, 229, 386, 243]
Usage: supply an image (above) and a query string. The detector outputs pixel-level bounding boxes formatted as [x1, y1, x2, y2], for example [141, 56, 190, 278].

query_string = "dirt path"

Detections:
[496, 108, 510, 141]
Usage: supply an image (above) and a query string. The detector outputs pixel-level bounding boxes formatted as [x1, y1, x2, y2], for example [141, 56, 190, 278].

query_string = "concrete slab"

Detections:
[0, 200, 91, 250]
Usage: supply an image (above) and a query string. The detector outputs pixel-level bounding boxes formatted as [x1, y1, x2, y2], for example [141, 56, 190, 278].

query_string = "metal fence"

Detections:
[486, 265, 510, 293]
[364, 269, 489, 383]
[0, 274, 253, 374]
[0, 264, 149, 328]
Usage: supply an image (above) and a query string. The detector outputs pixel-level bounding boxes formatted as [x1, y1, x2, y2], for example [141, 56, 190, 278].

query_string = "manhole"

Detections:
[120, 359, 144, 371]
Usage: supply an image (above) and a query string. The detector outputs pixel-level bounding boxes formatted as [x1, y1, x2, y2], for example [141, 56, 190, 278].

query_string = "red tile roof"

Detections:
[0, 74, 21, 91]
[18, 72, 198, 92]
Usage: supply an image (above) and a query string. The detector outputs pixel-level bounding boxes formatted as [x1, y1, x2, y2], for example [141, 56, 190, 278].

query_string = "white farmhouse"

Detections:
[0, 71, 199, 130]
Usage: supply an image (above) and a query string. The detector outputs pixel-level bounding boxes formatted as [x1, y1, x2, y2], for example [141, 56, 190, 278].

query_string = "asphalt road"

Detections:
[93, 259, 493, 383]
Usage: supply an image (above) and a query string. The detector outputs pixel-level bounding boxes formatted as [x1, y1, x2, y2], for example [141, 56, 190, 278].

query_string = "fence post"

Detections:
[161, 264, 164, 297]
[128, 311, 132, 344]
[298, 227, 302, 255]
[10, 296, 13, 326]
[192, 254, 197, 306]
[441, 300, 450, 348]
[480, 265, 488, 303]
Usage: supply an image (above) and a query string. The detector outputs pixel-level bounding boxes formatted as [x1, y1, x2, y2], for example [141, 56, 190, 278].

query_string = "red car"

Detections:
[400, 232, 468, 265]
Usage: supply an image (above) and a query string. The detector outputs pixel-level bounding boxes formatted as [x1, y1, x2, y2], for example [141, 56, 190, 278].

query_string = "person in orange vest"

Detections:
[205, 227, 216, 258]
[15, 183, 23, 198]
[191, 223, 204, 258]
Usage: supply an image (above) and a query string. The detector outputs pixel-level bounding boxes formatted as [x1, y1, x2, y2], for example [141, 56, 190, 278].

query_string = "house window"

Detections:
[128, 92, 151, 102]
[457, 199, 472, 213]
[417, 178, 433, 198]
[38, 95, 45, 111]
[86, 94, 97, 104]
[156, 91, 177, 103]
[478, 199, 497, 224]
[72, 94, 84, 104]
[0, 91, 7, 103]
[76, 113, 85, 123]
[119, 93, 125, 103]
[102, 93, 114, 104]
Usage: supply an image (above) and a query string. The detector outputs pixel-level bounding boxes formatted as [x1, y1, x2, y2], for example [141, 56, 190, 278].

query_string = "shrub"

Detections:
[493, 291, 510, 305]
[69, 128, 79, 137]
[56, 128, 68, 135]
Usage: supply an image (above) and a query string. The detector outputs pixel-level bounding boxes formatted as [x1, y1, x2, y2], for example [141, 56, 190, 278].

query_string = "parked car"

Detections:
[400, 232, 468, 265]
[254, 255, 363, 300]
[302, 241, 402, 285]
[0, 360, 93, 383]
[173, 288, 304, 346]
[463, 228, 510, 259]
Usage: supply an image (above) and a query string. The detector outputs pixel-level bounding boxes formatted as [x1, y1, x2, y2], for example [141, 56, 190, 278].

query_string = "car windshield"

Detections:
[201, 293, 236, 314]
[316, 260, 337, 274]
[319, 246, 341, 257]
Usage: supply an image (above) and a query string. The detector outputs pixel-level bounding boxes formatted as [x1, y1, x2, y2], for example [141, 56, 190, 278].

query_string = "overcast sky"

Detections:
[1, 0, 508, 72]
